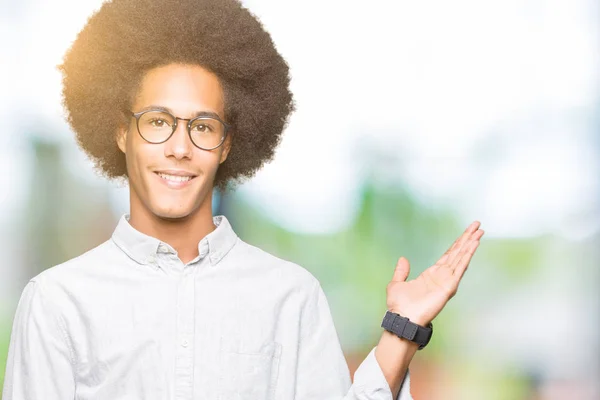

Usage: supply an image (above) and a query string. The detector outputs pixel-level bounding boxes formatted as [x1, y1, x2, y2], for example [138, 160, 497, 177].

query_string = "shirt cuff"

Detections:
[352, 346, 413, 400]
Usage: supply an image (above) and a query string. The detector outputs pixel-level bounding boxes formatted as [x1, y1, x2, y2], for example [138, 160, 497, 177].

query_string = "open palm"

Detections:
[386, 221, 484, 326]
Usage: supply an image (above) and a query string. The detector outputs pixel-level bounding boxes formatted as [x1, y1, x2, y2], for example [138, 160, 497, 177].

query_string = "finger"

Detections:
[447, 221, 480, 254]
[392, 257, 410, 282]
[452, 239, 480, 280]
[449, 229, 484, 272]
[435, 253, 450, 266]
[471, 229, 485, 241]
[441, 221, 481, 267]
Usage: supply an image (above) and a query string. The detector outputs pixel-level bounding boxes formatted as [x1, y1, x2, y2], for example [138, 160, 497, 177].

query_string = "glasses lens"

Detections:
[138, 111, 175, 143]
[189, 117, 226, 149]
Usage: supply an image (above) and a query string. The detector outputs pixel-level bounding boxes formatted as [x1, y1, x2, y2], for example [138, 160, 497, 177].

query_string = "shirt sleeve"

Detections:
[295, 280, 413, 400]
[2, 279, 76, 400]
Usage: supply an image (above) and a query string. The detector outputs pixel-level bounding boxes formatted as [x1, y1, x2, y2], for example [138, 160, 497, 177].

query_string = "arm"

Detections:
[378, 221, 485, 398]
[374, 330, 419, 399]
[296, 220, 484, 399]
[295, 280, 412, 400]
[2, 280, 76, 400]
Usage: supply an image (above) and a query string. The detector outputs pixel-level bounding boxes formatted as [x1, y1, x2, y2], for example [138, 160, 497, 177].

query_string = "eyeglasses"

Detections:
[128, 109, 230, 150]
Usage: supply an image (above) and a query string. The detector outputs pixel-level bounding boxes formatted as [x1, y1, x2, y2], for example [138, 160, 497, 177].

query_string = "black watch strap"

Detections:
[380, 310, 433, 350]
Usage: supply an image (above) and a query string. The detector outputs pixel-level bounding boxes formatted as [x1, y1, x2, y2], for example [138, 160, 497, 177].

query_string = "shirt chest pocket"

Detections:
[217, 341, 282, 400]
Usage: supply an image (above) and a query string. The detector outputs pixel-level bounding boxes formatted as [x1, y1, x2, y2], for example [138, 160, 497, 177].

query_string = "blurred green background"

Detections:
[1, 0, 598, 399]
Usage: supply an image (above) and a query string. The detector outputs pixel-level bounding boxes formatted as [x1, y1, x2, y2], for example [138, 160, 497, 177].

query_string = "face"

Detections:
[117, 63, 232, 221]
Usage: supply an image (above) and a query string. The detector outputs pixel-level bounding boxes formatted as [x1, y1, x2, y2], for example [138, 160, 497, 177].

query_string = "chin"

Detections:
[150, 204, 198, 221]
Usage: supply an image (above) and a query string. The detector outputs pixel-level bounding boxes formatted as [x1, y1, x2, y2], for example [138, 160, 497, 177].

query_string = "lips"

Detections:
[153, 170, 198, 188]
[156, 172, 194, 182]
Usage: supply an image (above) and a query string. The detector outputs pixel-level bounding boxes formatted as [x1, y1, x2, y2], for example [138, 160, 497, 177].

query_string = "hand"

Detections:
[385, 221, 484, 326]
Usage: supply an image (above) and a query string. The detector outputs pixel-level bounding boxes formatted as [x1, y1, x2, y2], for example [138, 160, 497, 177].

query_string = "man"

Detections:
[2, 0, 484, 399]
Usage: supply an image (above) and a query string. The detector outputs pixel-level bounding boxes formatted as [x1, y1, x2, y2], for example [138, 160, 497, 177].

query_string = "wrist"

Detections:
[380, 328, 420, 350]
[389, 309, 430, 327]
[381, 310, 434, 350]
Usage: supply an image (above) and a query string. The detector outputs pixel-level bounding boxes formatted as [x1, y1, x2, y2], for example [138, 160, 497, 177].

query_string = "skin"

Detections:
[376, 221, 484, 397]
[116, 63, 232, 263]
[115, 61, 485, 397]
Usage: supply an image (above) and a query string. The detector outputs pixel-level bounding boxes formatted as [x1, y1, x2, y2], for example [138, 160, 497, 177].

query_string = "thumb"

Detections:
[392, 256, 410, 282]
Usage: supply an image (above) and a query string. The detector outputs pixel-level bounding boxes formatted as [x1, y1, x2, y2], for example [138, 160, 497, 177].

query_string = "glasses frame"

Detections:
[128, 109, 231, 151]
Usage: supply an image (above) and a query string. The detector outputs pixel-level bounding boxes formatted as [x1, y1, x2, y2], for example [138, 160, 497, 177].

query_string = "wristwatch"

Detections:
[380, 310, 433, 350]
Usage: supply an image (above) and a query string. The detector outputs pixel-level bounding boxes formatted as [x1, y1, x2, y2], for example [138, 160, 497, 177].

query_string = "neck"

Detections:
[128, 194, 216, 264]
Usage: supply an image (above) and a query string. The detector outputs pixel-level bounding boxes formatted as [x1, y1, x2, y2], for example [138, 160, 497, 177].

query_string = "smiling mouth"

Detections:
[155, 172, 197, 182]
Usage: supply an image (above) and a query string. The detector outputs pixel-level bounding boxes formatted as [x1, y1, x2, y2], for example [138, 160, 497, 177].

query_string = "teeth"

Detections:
[157, 173, 193, 182]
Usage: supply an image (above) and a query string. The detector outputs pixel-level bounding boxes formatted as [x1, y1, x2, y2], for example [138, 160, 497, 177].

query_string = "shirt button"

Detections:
[158, 243, 169, 253]
[181, 339, 189, 348]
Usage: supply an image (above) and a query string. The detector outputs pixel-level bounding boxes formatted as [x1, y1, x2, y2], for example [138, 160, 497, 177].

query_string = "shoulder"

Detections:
[28, 239, 115, 297]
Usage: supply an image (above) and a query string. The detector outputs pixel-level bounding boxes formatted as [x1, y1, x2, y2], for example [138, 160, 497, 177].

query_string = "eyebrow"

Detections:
[137, 105, 223, 120]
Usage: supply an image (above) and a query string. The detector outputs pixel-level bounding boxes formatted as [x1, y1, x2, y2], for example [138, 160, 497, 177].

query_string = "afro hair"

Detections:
[58, 0, 295, 192]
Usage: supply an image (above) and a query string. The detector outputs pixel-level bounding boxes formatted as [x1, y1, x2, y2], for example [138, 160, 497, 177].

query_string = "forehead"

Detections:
[132, 63, 225, 117]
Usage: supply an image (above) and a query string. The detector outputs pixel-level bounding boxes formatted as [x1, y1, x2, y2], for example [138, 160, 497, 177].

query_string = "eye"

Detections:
[148, 118, 168, 127]
[192, 123, 213, 133]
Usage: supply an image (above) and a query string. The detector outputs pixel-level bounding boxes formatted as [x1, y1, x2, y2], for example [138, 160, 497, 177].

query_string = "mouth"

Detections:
[153, 170, 198, 188]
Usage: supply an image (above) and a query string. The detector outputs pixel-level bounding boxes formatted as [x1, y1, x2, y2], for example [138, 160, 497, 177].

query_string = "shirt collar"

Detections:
[111, 213, 238, 267]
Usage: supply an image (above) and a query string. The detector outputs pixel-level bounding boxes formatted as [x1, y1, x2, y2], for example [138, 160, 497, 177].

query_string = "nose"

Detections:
[164, 118, 193, 159]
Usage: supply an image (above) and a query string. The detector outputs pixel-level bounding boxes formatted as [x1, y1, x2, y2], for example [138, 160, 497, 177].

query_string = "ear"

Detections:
[116, 126, 128, 154]
[219, 134, 232, 164]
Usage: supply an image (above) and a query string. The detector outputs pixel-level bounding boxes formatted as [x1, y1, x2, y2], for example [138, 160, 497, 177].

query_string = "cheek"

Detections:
[126, 143, 142, 174]
[205, 152, 226, 175]
[193, 148, 222, 168]
[126, 142, 155, 178]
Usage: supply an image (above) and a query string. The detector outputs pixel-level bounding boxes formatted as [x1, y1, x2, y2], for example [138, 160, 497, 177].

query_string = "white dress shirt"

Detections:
[3, 214, 412, 399]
